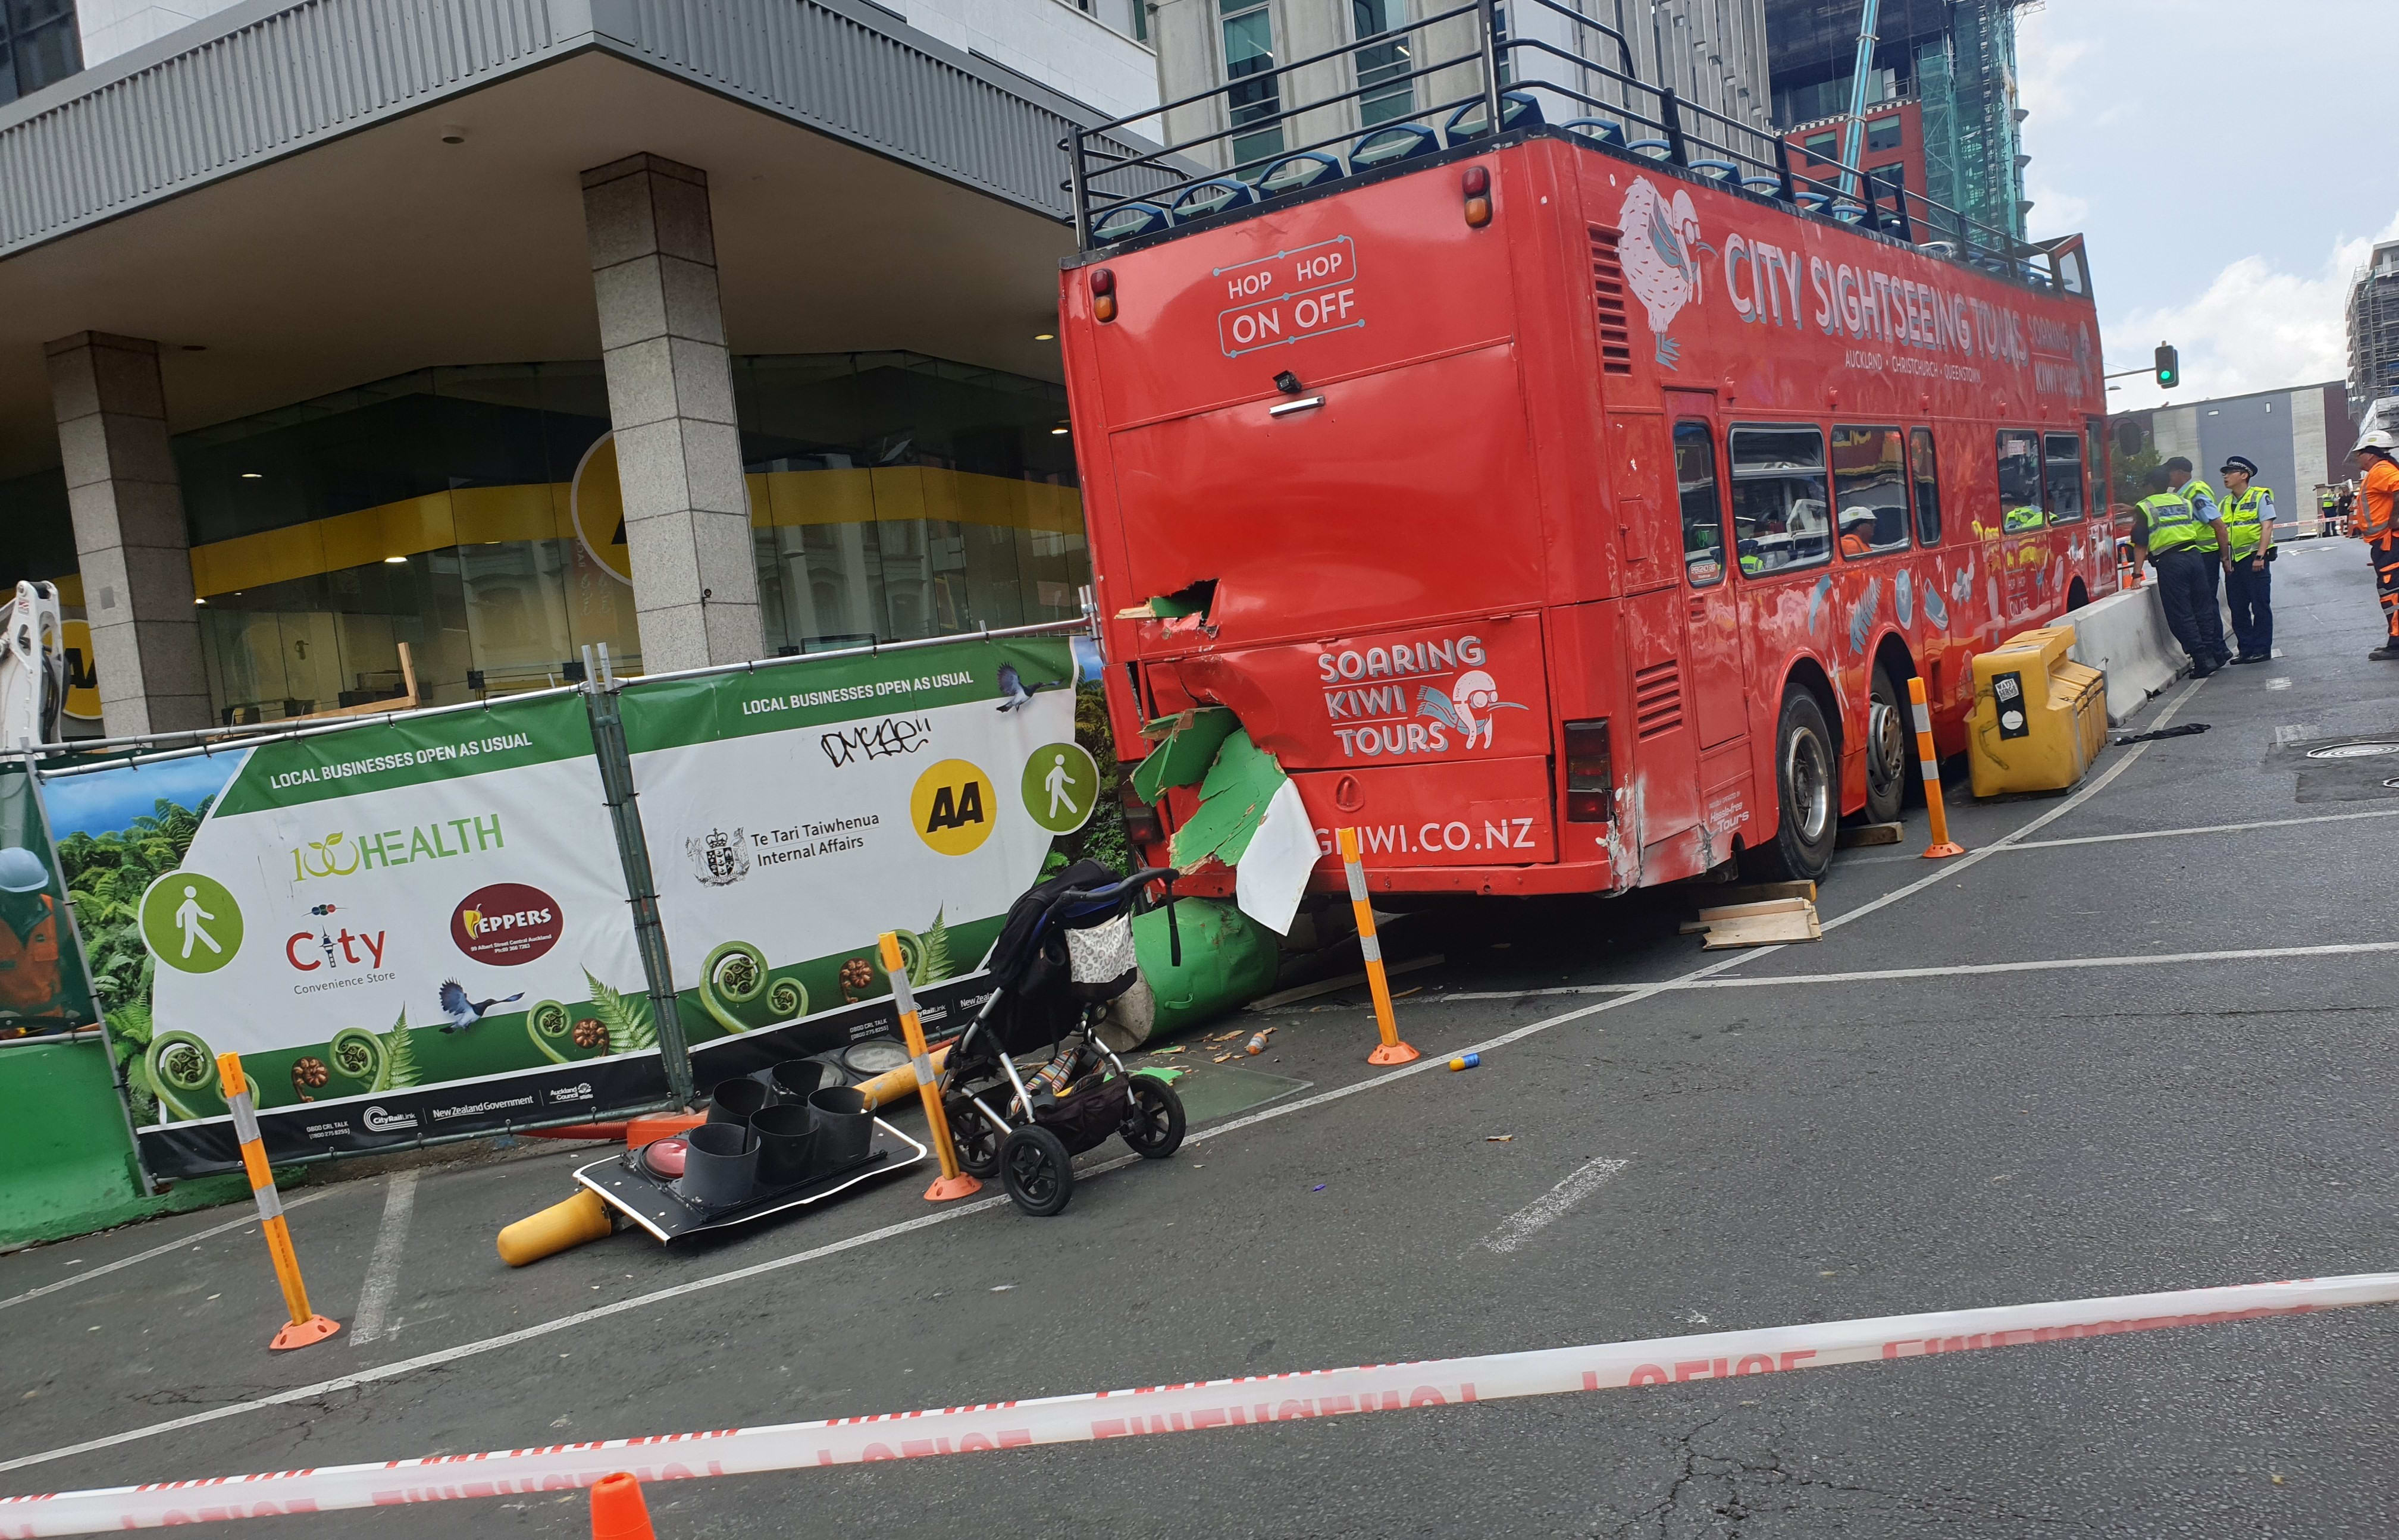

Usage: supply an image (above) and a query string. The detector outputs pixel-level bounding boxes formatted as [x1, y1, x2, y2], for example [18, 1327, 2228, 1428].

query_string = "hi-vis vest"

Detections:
[2222, 486, 2272, 560]
[2139, 491, 2208, 556]
[0, 895, 61, 1012]
[2175, 478, 2221, 550]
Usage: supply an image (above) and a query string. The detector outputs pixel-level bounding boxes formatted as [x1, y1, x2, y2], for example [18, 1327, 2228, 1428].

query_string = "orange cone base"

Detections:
[270, 1315, 342, 1351]
[1921, 842, 1966, 860]
[1367, 1041, 1422, 1065]
[590, 1472, 655, 1540]
[923, 1172, 985, 1202]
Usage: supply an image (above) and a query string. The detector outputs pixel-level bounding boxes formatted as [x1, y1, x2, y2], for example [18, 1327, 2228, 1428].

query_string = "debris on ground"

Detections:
[1449, 1053, 1481, 1071]
[1684, 896, 1821, 949]
[1834, 821, 1903, 848]
[1244, 1030, 1272, 1055]
[1485, 1135, 1514, 1143]
[1248, 954, 1444, 1011]
[2114, 722, 2209, 745]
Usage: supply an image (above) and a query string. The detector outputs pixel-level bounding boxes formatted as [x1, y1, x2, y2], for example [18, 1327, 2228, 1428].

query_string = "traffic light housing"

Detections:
[2154, 343, 2179, 388]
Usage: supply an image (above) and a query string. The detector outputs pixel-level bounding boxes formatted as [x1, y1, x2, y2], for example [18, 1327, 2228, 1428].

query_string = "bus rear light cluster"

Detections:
[1090, 266, 1118, 323]
[1462, 165, 1492, 228]
[1120, 779, 1164, 845]
[1563, 719, 1614, 823]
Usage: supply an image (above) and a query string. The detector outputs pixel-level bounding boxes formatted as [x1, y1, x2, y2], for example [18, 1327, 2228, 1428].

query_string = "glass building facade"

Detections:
[26, 352, 1086, 724]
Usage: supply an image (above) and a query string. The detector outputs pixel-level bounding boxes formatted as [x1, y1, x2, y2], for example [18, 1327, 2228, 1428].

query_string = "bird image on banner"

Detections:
[995, 662, 1068, 713]
[1617, 177, 1712, 368]
[1415, 672, 1526, 749]
[439, 979, 524, 1034]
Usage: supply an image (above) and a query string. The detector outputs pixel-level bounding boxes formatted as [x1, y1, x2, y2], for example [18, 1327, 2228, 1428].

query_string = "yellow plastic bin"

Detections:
[1968, 624, 2109, 797]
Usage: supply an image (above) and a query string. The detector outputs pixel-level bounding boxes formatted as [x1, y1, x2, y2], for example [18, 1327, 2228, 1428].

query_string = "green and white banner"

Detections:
[619, 638, 1084, 1046]
[45, 692, 665, 1174]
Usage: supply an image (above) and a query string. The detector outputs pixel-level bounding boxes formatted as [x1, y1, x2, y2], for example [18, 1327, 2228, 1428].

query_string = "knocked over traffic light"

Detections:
[2154, 343, 2179, 389]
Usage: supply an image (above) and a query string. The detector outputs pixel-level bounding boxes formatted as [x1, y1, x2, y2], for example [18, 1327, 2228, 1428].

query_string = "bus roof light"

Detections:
[1462, 165, 1492, 228]
[1090, 266, 1117, 323]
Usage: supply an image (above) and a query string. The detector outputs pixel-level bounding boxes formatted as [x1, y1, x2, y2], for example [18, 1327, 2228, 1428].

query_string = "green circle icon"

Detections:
[139, 870, 244, 974]
[1022, 741, 1100, 835]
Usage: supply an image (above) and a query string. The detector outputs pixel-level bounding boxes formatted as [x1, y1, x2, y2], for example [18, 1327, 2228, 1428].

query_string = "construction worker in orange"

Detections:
[0, 846, 65, 1034]
[2356, 431, 2399, 660]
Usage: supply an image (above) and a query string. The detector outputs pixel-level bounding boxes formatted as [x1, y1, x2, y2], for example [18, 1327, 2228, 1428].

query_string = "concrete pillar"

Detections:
[43, 333, 210, 738]
[580, 153, 763, 673]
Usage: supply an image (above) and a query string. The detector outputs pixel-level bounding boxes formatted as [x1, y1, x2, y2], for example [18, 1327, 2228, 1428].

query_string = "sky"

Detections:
[41, 754, 240, 841]
[2016, 0, 2395, 416]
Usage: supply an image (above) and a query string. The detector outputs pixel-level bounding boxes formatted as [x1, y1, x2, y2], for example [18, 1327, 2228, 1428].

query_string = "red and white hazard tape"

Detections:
[2, 1272, 2390, 1535]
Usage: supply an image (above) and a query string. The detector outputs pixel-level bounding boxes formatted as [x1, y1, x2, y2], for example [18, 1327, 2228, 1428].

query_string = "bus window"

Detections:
[2084, 416, 2109, 518]
[1910, 428, 1942, 545]
[2044, 431, 2085, 524]
[1674, 421, 1727, 587]
[1832, 425, 1910, 557]
[1996, 429, 2043, 532]
[1730, 425, 1830, 575]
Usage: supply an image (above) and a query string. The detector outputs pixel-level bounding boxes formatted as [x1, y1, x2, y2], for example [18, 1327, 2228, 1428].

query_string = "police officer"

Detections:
[2133, 465, 2231, 678]
[2219, 455, 2276, 663]
[2162, 456, 2231, 670]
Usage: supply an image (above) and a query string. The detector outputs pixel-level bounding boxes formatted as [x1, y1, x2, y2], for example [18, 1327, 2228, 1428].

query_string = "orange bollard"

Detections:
[1335, 827, 1420, 1065]
[878, 931, 982, 1202]
[1906, 676, 1966, 860]
[589, 1472, 655, 1539]
[215, 1053, 341, 1351]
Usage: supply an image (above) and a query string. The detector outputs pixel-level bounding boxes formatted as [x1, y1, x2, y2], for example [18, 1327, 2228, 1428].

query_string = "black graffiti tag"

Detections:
[820, 716, 934, 768]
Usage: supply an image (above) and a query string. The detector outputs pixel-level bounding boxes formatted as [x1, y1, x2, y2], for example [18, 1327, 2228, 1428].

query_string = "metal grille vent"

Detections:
[1589, 224, 1634, 376]
[1633, 660, 1683, 739]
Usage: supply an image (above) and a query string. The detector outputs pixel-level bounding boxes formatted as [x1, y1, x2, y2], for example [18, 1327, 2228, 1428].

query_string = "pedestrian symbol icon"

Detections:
[1022, 742, 1100, 835]
[139, 870, 243, 975]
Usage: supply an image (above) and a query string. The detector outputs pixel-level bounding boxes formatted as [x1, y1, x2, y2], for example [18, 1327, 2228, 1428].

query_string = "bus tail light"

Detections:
[1120, 779, 1164, 846]
[1090, 266, 1118, 323]
[1564, 719, 1613, 822]
[1462, 165, 1492, 228]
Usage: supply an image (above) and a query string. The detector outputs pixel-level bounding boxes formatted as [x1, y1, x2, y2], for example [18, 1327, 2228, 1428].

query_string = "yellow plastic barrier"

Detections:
[1968, 624, 2109, 798]
[497, 1188, 615, 1267]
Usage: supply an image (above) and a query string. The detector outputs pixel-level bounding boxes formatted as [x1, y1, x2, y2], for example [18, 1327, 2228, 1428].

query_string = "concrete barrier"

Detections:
[2066, 585, 2185, 725]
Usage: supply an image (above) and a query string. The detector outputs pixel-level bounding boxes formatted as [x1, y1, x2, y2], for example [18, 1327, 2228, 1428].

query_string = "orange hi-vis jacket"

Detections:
[2360, 459, 2399, 542]
[0, 894, 62, 1012]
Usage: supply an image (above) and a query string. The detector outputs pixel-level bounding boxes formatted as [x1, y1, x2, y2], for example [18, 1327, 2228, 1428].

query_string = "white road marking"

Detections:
[0, 1191, 329, 1315]
[2265, 678, 2291, 690]
[350, 1171, 418, 1347]
[2000, 805, 2399, 851]
[1478, 1157, 1628, 1254]
[0, 679, 2219, 1479]
[1430, 939, 2399, 1003]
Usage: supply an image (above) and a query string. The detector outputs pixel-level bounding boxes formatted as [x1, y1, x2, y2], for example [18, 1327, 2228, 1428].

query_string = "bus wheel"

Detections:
[1749, 688, 1837, 883]
[1864, 664, 1911, 825]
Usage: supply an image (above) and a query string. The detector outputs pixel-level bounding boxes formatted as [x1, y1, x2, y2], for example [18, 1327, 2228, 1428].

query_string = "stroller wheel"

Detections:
[947, 1096, 1003, 1180]
[1120, 1075, 1186, 1159]
[999, 1125, 1075, 1216]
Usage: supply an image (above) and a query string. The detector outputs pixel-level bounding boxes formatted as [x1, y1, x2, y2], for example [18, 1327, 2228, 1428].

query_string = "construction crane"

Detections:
[1834, 0, 1882, 200]
[0, 581, 68, 750]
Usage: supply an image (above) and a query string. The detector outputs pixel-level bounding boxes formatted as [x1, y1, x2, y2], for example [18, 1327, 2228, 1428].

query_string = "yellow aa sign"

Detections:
[59, 619, 101, 720]
[911, 758, 997, 857]
[570, 433, 631, 584]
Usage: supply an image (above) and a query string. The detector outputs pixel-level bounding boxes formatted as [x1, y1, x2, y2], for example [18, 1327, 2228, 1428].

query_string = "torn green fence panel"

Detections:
[1168, 729, 1289, 870]
[1130, 706, 1239, 804]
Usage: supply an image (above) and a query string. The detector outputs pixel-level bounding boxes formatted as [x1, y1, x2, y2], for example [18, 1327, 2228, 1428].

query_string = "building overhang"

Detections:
[0, 0, 1160, 478]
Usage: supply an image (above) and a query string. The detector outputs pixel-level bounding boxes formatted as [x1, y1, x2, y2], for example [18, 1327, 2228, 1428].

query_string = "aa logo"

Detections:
[912, 758, 997, 856]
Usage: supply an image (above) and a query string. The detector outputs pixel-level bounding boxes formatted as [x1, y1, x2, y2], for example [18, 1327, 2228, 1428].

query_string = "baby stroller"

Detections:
[941, 860, 1186, 1215]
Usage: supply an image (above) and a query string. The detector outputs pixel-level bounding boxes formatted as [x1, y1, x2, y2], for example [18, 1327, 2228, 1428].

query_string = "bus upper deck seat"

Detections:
[1442, 91, 1543, 147]
[1256, 152, 1344, 199]
[1560, 118, 1627, 148]
[1170, 179, 1260, 224]
[1089, 201, 1171, 244]
[1348, 122, 1440, 172]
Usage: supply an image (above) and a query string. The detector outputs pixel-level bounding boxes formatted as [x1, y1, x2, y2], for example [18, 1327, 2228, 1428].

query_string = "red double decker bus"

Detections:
[1058, 6, 2106, 893]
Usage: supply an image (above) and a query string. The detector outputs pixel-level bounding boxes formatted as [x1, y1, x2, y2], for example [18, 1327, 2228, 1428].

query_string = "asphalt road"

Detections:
[5, 537, 2395, 1538]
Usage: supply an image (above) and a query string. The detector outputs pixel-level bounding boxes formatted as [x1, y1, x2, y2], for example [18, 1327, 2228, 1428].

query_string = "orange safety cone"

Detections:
[588, 1472, 655, 1540]
[879, 931, 982, 1202]
[1335, 827, 1420, 1065]
[1906, 676, 1966, 860]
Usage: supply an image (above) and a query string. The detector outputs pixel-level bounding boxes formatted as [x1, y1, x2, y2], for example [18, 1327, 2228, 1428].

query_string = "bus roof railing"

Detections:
[1066, 0, 2066, 294]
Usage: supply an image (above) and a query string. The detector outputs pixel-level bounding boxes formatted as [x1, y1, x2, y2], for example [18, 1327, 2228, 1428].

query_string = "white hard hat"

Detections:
[0, 848, 49, 894]
[2358, 429, 2397, 454]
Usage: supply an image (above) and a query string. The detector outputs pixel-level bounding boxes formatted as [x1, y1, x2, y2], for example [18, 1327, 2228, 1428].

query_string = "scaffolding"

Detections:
[2347, 241, 2399, 423]
[1945, 0, 2029, 243]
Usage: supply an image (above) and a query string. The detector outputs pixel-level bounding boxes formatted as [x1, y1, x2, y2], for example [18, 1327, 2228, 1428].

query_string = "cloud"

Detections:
[2025, 177, 2090, 242]
[2013, 11, 2093, 125]
[2104, 209, 2399, 413]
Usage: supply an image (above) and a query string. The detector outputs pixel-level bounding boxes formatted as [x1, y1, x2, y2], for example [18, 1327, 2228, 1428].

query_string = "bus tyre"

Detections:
[1750, 688, 1837, 883]
[1863, 664, 1912, 825]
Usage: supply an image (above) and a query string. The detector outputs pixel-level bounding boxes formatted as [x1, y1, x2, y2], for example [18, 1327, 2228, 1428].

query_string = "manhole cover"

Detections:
[2305, 742, 2399, 759]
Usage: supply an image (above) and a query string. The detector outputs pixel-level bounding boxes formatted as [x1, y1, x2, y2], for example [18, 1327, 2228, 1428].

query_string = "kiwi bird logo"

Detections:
[1415, 670, 1526, 749]
[1617, 178, 1712, 368]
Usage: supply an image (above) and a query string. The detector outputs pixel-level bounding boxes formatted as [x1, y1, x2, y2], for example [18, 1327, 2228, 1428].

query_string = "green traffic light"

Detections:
[2153, 342, 2179, 389]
